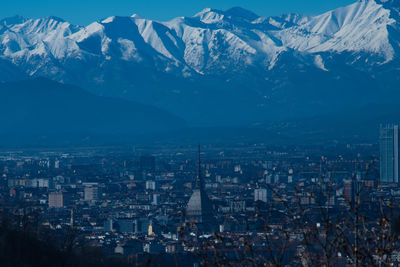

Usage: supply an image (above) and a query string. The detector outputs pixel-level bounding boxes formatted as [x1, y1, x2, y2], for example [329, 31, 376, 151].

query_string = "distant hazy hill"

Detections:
[249, 103, 400, 144]
[0, 78, 185, 136]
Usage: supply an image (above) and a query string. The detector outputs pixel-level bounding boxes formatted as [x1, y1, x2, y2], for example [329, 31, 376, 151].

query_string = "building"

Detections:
[343, 175, 362, 205]
[48, 192, 63, 208]
[84, 186, 100, 201]
[118, 219, 134, 233]
[380, 125, 399, 184]
[186, 145, 216, 232]
[135, 218, 151, 234]
[254, 188, 268, 203]
[230, 200, 246, 213]
[146, 181, 156, 190]
[152, 193, 161, 205]
[343, 179, 353, 203]
[104, 218, 113, 232]
[54, 159, 60, 169]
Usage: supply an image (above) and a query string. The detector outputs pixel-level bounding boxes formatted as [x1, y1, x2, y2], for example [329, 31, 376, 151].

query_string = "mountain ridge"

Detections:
[0, 0, 399, 126]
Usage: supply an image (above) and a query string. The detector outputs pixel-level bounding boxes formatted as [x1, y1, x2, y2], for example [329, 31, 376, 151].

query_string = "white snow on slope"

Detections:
[0, 0, 398, 77]
[275, 0, 396, 61]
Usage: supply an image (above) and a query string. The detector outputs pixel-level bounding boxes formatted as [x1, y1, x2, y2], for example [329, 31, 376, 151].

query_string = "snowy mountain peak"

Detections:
[194, 8, 218, 16]
[101, 16, 116, 24]
[193, 7, 259, 24]
[131, 14, 144, 19]
[273, 0, 396, 62]
[193, 8, 225, 24]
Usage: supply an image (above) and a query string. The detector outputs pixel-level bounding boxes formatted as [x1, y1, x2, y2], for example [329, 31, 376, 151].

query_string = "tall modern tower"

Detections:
[186, 145, 215, 232]
[380, 125, 399, 184]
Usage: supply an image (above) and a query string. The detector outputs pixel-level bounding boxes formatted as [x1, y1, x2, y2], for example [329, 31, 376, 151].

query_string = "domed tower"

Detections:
[186, 145, 215, 232]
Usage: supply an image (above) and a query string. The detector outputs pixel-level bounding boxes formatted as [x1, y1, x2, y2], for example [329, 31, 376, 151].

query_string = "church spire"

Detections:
[195, 144, 202, 189]
[186, 143, 215, 230]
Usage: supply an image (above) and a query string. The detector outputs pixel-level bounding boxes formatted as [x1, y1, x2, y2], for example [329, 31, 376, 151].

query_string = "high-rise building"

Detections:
[380, 125, 399, 184]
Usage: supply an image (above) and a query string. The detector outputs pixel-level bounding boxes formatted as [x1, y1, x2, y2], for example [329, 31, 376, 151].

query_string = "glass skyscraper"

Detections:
[380, 125, 399, 184]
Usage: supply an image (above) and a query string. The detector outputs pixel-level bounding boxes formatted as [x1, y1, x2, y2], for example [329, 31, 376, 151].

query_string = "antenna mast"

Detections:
[196, 144, 202, 189]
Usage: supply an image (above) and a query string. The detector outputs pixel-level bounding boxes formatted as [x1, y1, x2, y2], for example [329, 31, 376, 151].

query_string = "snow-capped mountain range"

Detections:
[1, 0, 400, 126]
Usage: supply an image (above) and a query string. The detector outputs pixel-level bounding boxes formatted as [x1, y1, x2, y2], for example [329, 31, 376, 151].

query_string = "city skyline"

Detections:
[1, 0, 400, 264]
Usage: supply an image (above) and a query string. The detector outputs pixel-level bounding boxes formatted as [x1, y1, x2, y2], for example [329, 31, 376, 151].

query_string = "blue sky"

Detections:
[2, 0, 356, 25]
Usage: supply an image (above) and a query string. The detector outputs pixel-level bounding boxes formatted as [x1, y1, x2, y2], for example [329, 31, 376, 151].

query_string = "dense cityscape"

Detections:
[0, 126, 399, 266]
[2, 0, 400, 266]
